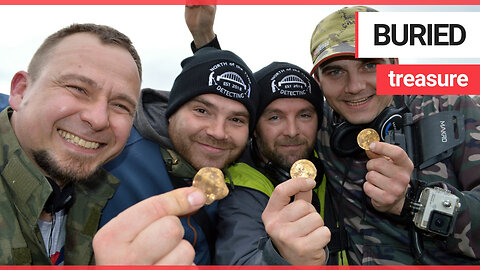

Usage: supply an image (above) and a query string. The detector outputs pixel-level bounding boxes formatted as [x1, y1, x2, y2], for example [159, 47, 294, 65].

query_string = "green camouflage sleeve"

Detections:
[412, 95, 480, 260]
[445, 95, 480, 259]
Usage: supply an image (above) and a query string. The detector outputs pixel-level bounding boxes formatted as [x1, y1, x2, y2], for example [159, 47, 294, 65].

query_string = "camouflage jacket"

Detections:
[0, 107, 119, 265]
[319, 95, 480, 265]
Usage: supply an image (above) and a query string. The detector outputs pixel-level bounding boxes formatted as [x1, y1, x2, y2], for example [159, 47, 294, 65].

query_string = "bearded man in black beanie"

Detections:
[215, 62, 345, 265]
[99, 44, 259, 264]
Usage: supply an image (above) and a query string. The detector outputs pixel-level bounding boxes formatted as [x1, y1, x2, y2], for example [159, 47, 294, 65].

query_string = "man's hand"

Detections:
[93, 187, 206, 265]
[262, 178, 331, 265]
[364, 142, 413, 215]
[185, 5, 216, 48]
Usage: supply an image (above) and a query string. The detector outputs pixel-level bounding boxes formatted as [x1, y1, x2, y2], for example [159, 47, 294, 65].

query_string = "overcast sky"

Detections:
[1, 5, 479, 96]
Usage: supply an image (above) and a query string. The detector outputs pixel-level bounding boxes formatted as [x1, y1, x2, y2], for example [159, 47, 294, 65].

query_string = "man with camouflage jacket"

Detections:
[310, 6, 480, 264]
[0, 23, 209, 265]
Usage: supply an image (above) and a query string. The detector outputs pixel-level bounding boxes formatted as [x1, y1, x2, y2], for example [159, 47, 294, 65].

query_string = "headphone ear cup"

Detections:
[329, 97, 410, 157]
[330, 122, 366, 157]
[370, 105, 409, 140]
[264, 161, 291, 186]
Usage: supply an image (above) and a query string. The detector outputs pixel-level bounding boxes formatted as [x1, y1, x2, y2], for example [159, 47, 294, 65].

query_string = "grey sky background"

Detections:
[1, 5, 479, 96]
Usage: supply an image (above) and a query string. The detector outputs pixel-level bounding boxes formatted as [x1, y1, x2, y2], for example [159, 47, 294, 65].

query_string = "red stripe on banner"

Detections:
[377, 65, 480, 95]
[0, 0, 479, 4]
[1, 266, 480, 269]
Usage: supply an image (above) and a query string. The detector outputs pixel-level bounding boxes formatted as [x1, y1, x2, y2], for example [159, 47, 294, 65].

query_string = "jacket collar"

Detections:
[0, 108, 52, 224]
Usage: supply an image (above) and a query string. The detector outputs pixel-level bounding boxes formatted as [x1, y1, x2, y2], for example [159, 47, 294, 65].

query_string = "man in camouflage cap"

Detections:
[310, 5, 480, 265]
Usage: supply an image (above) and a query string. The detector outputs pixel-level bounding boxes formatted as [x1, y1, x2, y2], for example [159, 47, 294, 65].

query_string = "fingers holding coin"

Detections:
[357, 128, 380, 151]
[290, 159, 317, 180]
[358, 128, 393, 161]
[192, 167, 229, 205]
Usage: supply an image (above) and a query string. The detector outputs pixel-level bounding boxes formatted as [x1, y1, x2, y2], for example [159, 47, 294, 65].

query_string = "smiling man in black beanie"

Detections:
[166, 47, 259, 169]
[216, 62, 343, 265]
[99, 13, 259, 263]
[167, 47, 258, 137]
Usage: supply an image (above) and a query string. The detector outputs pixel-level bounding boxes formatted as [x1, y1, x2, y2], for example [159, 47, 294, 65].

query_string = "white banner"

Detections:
[357, 12, 480, 58]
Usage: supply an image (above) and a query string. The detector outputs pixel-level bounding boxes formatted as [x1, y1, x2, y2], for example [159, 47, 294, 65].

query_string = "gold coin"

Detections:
[290, 159, 317, 179]
[357, 128, 380, 150]
[192, 167, 229, 205]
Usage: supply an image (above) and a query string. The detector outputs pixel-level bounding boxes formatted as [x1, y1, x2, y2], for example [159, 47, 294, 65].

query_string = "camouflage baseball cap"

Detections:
[310, 6, 378, 75]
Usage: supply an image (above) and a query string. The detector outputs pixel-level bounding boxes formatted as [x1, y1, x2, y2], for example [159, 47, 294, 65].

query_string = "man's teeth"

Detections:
[347, 97, 370, 106]
[58, 130, 100, 149]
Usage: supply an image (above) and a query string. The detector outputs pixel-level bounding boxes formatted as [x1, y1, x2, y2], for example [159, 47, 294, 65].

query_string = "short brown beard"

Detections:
[169, 126, 238, 169]
[255, 136, 314, 171]
[33, 150, 106, 186]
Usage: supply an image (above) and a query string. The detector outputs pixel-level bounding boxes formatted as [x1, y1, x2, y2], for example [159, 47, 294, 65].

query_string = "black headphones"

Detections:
[43, 178, 74, 214]
[330, 96, 409, 157]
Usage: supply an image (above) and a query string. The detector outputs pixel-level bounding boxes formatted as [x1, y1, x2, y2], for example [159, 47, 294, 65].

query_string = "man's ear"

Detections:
[313, 71, 322, 87]
[9, 71, 29, 111]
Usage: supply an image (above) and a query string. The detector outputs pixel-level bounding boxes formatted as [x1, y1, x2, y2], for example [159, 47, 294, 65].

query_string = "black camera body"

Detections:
[384, 110, 465, 237]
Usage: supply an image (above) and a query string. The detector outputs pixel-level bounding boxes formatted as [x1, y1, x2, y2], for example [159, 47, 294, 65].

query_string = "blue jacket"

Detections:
[100, 89, 217, 265]
[0, 93, 8, 107]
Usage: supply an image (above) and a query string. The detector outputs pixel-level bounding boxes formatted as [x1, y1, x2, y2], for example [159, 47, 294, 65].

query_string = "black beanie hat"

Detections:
[254, 62, 324, 127]
[166, 47, 259, 132]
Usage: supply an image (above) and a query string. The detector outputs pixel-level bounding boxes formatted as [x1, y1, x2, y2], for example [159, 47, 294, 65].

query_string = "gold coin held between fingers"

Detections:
[290, 159, 317, 179]
[192, 167, 229, 205]
[357, 128, 380, 150]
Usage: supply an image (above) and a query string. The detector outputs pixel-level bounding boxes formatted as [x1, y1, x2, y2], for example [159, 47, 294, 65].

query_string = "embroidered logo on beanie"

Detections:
[166, 48, 259, 132]
[254, 62, 323, 126]
[208, 60, 252, 99]
[269, 66, 312, 96]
